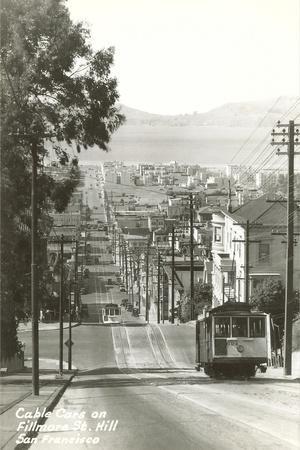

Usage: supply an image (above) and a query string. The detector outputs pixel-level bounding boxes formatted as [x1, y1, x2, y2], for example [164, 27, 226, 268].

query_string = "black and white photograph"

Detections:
[1, 0, 300, 449]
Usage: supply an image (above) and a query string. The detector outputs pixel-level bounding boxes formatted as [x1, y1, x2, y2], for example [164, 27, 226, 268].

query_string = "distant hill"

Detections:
[73, 96, 300, 165]
[120, 97, 299, 128]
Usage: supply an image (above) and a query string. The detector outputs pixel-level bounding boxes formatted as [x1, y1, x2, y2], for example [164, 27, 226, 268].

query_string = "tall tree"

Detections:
[0, 0, 124, 358]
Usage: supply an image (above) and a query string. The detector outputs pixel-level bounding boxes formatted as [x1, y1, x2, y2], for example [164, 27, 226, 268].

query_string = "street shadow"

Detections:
[78, 367, 122, 375]
[78, 367, 193, 376]
[70, 375, 300, 390]
[120, 322, 147, 327]
[70, 375, 211, 389]
[72, 366, 300, 389]
[0, 376, 67, 387]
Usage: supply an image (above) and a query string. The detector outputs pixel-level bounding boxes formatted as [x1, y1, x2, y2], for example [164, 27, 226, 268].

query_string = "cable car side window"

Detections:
[249, 317, 265, 337]
[214, 317, 230, 337]
[232, 317, 248, 337]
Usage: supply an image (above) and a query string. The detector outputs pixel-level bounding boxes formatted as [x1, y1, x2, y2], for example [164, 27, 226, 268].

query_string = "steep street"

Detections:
[16, 169, 300, 450]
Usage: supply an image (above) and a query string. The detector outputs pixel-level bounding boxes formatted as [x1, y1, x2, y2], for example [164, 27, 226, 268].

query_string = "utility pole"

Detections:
[31, 142, 39, 395]
[171, 225, 175, 324]
[124, 242, 128, 292]
[271, 120, 300, 375]
[59, 234, 64, 376]
[113, 224, 117, 264]
[227, 179, 232, 213]
[118, 233, 122, 266]
[233, 221, 261, 304]
[137, 254, 141, 314]
[68, 280, 72, 371]
[190, 193, 194, 320]
[129, 252, 134, 306]
[145, 242, 149, 322]
[162, 268, 165, 324]
[74, 240, 79, 312]
[245, 220, 250, 304]
[157, 251, 160, 324]
[121, 237, 125, 277]
[84, 204, 88, 266]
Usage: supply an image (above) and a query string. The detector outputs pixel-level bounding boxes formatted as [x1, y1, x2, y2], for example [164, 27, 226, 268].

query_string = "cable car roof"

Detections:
[208, 302, 266, 316]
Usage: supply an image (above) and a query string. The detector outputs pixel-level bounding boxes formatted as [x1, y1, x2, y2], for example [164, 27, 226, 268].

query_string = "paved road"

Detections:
[19, 167, 300, 449]
[29, 357, 300, 450]
[16, 317, 300, 450]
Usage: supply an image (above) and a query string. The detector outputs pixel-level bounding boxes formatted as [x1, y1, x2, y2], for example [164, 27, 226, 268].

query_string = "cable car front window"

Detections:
[250, 317, 265, 337]
[215, 317, 230, 337]
[232, 317, 248, 337]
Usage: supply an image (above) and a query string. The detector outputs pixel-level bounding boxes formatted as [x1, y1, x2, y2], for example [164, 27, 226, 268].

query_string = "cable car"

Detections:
[99, 303, 121, 325]
[195, 302, 271, 378]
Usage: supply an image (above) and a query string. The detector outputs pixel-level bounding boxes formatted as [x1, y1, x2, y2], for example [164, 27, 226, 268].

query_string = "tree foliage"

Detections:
[249, 279, 285, 317]
[249, 279, 288, 340]
[249, 279, 300, 344]
[0, 0, 124, 358]
[178, 282, 212, 322]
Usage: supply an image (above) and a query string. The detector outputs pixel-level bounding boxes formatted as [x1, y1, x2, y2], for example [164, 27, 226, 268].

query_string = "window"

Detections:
[259, 243, 270, 263]
[250, 317, 265, 337]
[232, 317, 248, 337]
[214, 226, 222, 243]
[215, 317, 230, 337]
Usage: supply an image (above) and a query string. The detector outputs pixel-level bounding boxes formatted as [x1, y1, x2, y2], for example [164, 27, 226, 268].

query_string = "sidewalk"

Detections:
[256, 350, 300, 380]
[0, 370, 74, 449]
[256, 365, 300, 380]
[18, 321, 80, 333]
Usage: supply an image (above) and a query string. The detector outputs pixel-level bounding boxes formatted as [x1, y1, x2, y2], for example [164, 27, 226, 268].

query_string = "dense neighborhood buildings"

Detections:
[211, 195, 300, 307]
[43, 160, 300, 322]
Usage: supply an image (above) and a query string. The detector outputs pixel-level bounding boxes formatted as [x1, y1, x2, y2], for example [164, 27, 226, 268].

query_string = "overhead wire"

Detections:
[229, 96, 282, 164]
[231, 97, 300, 188]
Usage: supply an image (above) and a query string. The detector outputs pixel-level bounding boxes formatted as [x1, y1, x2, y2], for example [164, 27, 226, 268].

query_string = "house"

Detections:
[150, 257, 204, 321]
[211, 195, 300, 307]
[148, 214, 166, 232]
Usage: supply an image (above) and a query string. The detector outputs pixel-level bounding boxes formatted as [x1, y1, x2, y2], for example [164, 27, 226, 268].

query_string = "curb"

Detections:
[14, 373, 75, 450]
[18, 322, 81, 333]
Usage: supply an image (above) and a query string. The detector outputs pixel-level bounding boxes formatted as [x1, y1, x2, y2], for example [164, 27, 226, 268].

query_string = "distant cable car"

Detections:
[99, 303, 121, 325]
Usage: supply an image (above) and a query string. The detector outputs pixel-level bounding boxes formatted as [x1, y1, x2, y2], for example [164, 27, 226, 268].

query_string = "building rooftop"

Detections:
[224, 194, 296, 226]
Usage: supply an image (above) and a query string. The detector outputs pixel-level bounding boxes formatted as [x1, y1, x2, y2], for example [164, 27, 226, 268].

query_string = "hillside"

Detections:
[71, 96, 300, 165]
[120, 97, 299, 128]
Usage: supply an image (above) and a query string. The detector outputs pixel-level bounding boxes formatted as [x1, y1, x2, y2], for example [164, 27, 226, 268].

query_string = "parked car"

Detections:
[121, 299, 128, 307]
[120, 286, 126, 292]
[126, 304, 133, 312]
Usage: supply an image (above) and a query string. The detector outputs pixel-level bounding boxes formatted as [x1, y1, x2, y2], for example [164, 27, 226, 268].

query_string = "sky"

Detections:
[67, 0, 300, 115]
